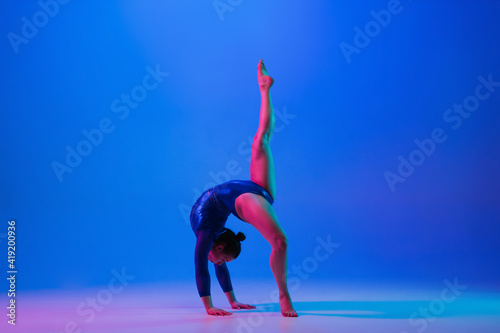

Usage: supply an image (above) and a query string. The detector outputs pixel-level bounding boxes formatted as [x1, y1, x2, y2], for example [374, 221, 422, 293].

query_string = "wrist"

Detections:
[224, 290, 237, 304]
[201, 295, 213, 310]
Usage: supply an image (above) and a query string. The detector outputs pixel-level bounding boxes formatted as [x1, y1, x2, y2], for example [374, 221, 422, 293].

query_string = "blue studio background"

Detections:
[1, 0, 499, 294]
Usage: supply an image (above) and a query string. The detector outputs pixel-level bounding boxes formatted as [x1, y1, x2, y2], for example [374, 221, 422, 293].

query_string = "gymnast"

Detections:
[190, 59, 297, 317]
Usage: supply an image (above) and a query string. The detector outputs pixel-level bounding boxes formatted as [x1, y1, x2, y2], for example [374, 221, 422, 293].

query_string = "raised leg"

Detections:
[235, 59, 297, 317]
[250, 59, 276, 200]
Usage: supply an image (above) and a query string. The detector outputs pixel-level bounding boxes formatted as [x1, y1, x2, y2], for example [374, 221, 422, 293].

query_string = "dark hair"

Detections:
[213, 228, 246, 259]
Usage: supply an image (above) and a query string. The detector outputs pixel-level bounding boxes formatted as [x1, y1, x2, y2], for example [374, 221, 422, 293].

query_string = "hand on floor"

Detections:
[206, 306, 232, 316]
[231, 301, 257, 310]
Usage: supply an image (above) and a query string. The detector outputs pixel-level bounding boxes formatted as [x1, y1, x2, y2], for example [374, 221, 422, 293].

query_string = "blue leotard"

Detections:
[190, 180, 274, 297]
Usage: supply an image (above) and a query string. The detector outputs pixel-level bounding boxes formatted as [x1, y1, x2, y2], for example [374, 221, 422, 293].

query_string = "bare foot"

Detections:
[257, 59, 274, 91]
[279, 293, 298, 317]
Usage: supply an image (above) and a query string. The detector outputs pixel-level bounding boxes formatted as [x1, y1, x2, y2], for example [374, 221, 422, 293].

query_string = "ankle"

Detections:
[279, 291, 291, 301]
[259, 76, 274, 90]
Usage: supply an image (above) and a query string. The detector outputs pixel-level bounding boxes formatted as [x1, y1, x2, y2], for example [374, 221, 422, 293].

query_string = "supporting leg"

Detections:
[234, 193, 298, 317]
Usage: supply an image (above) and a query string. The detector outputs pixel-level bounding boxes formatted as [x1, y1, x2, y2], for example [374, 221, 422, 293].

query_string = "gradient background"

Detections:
[1, 0, 499, 297]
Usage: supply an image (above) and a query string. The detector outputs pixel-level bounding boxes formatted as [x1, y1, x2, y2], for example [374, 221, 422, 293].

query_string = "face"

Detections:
[208, 245, 235, 265]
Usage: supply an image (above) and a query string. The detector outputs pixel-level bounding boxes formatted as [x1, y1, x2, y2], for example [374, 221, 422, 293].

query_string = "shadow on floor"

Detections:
[253, 299, 500, 318]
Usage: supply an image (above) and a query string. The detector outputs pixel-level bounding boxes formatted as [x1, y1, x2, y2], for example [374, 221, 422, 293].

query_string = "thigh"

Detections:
[235, 193, 286, 244]
[250, 137, 276, 200]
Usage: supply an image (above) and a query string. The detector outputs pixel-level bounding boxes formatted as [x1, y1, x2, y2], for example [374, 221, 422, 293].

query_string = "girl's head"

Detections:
[208, 228, 246, 265]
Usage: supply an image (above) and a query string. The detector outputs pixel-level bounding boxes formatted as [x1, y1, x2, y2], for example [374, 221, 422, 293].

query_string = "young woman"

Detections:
[190, 59, 297, 317]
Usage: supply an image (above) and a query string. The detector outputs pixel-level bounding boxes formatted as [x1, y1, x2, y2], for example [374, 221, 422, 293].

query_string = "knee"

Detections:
[254, 131, 272, 147]
[271, 235, 287, 251]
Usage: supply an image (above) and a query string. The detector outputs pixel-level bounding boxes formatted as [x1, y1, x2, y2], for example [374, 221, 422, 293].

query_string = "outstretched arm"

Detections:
[215, 263, 257, 310]
[214, 262, 233, 294]
[194, 229, 213, 298]
[194, 229, 232, 316]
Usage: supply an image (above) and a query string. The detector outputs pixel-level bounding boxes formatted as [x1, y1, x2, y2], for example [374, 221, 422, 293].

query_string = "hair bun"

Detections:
[235, 232, 246, 242]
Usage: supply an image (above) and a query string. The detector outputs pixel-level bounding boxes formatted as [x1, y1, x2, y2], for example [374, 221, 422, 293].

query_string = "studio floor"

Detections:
[3, 279, 500, 333]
